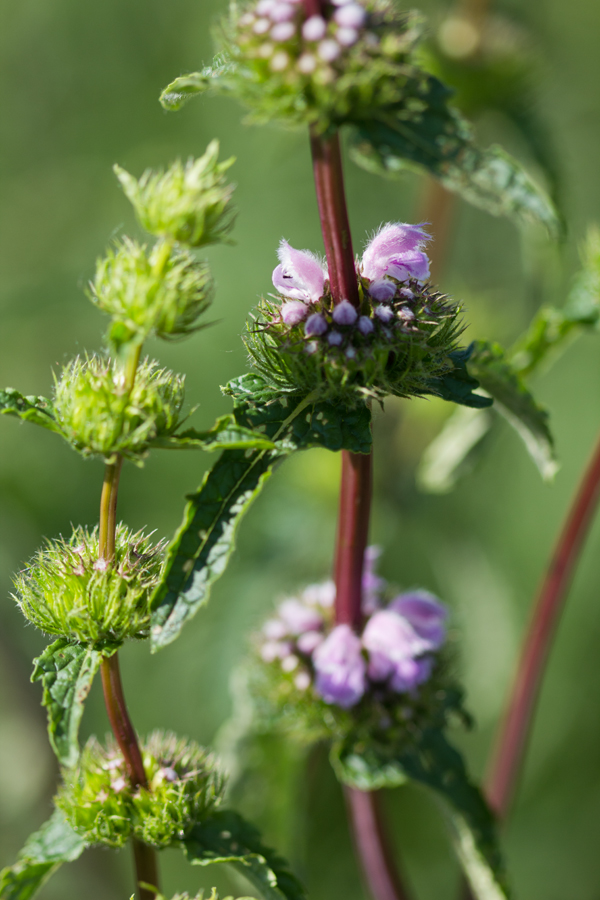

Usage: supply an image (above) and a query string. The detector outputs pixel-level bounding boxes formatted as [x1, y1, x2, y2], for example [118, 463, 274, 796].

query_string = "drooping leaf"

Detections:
[347, 72, 558, 234]
[150, 377, 371, 650]
[183, 810, 305, 900]
[467, 340, 557, 480]
[160, 57, 234, 111]
[417, 406, 495, 494]
[0, 389, 61, 433]
[32, 640, 118, 768]
[149, 415, 276, 452]
[332, 729, 509, 900]
[426, 346, 493, 409]
[0, 809, 86, 900]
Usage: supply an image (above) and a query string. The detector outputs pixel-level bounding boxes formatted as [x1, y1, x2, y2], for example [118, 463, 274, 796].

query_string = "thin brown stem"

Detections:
[101, 654, 147, 788]
[334, 450, 373, 630]
[346, 789, 410, 900]
[485, 428, 600, 819]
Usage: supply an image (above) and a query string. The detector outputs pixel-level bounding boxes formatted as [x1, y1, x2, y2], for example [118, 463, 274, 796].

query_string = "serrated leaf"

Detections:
[0, 809, 86, 900]
[150, 378, 371, 650]
[332, 729, 509, 900]
[347, 72, 558, 234]
[32, 640, 118, 768]
[0, 389, 61, 433]
[160, 57, 234, 111]
[183, 810, 305, 900]
[468, 340, 557, 480]
[426, 346, 493, 409]
[417, 406, 494, 494]
[149, 415, 276, 452]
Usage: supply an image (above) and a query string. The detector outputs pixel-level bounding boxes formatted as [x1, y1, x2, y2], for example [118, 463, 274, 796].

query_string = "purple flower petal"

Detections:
[362, 222, 431, 282]
[305, 313, 327, 336]
[389, 655, 433, 693]
[362, 609, 429, 686]
[274, 240, 327, 302]
[278, 597, 323, 635]
[281, 300, 309, 325]
[389, 591, 447, 651]
[313, 624, 366, 708]
[368, 278, 397, 302]
[332, 299, 358, 325]
[297, 630, 324, 654]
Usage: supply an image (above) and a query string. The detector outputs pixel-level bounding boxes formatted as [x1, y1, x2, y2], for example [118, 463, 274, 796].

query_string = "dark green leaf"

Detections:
[426, 346, 493, 409]
[347, 72, 558, 234]
[149, 415, 276, 452]
[150, 377, 371, 650]
[0, 389, 61, 433]
[0, 809, 86, 900]
[160, 57, 234, 111]
[183, 810, 305, 900]
[468, 340, 557, 480]
[32, 640, 118, 768]
[332, 729, 509, 900]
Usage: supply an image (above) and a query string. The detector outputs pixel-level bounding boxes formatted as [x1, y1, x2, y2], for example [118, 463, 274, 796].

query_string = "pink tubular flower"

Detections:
[272, 240, 327, 302]
[362, 609, 428, 683]
[389, 655, 433, 693]
[389, 591, 447, 651]
[313, 624, 366, 708]
[278, 597, 323, 635]
[361, 223, 431, 285]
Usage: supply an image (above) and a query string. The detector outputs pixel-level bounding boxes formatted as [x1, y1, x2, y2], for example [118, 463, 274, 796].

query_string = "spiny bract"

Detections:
[57, 731, 226, 849]
[13, 524, 164, 644]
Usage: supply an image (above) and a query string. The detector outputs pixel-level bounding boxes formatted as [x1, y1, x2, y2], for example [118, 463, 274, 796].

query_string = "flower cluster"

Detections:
[246, 223, 463, 404]
[256, 548, 448, 710]
[13, 524, 165, 644]
[57, 731, 225, 848]
[53, 355, 185, 461]
[220, 0, 424, 130]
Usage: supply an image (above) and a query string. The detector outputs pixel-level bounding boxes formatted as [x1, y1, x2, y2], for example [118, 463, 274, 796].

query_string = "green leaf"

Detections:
[183, 810, 305, 900]
[0, 809, 86, 900]
[32, 640, 118, 768]
[347, 73, 558, 234]
[426, 346, 493, 409]
[0, 389, 61, 433]
[332, 729, 509, 900]
[149, 415, 276, 452]
[150, 377, 371, 650]
[417, 406, 495, 494]
[468, 340, 557, 480]
[160, 57, 234, 111]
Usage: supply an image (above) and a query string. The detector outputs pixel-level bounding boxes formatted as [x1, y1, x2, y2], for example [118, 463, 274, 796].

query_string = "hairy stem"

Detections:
[309, 115, 408, 900]
[346, 788, 410, 900]
[486, 429, 600, 819]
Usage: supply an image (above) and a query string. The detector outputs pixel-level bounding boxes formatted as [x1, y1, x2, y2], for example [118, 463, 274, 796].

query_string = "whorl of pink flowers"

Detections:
[258, 548, 447, 709]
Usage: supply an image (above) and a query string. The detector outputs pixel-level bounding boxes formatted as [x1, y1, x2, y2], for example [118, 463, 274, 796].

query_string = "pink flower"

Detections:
[278, 597, 323, 634]
[389, 591, 447, 651]
[272, 240, 327, 302]
[389, 656, 433, 693]
[361, 223, 431, 285]
[362, 609, 428, 683]
[281, 300, 309, 325]
[313, 624, 366, 708]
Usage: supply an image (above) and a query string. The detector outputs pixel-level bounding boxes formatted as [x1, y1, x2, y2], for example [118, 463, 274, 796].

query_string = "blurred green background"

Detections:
[1, 0, 600, 897]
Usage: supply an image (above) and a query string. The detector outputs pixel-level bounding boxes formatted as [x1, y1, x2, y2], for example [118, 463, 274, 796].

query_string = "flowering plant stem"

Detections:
[97, 348, 160, 900]
[485, 427, 600, 819]
[308, 104, 409, 900]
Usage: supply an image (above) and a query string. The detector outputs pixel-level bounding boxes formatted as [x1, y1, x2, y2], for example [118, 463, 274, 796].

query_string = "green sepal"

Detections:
[183, 810, 305, 900]
[468, 340, 557, 480]
[332, 729, 509, 900]
[149, 415, 276, 452]
[150, 378, 371, 650]
[426, 346, 493, 409]
[160, 57, 234, 111]
[347, 72, 558, 234]
[0, 389, 61, 433]
[32, 639, 119, 769]
[0, 809, 86, 900]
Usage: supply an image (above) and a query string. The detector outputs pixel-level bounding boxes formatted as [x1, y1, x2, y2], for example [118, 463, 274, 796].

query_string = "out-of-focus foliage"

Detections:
[3, 1, 600, 899]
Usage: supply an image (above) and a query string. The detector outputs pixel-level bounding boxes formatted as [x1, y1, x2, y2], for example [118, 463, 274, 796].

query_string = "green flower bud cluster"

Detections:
[246, 278, 463, 405]
[53, 355, 185, 461]
[90, 237, 213, 348]
[114, 141, 235, 248]
[13, 524, 164, 644]
[57, 731, 225, 848]
[217, 0, 424, 131]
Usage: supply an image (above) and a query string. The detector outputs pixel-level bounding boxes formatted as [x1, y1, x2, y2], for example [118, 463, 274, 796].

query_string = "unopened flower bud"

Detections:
[358, 316, 374, 334]
[263, 617, 289, 639]
[270, 51, 290, 70]
[297, 630, 324, 654]
[278, 597, 323, 634]
[297, 53, 317, 73]
[327, 331, 343, 346]
[369, 278, 397, 302]
[318, 39, 341, 61]
[253, 17, 271, 33]
[302, 15, 327, 41]
[332, 300, 358, 325]
[259, 42, 275, 57]
[239, 12, 256, 26]
[345, 345, 356, 359]
[313, 624, 366, 708]
[336, 27, 359, 46]
[281, 300, 308, 325]
[398, 306, 415, 320]
[256, 0, 276, 13]
[281, 654, 299, 672]
[269, 2, 295, 22]
[271, 22, 295, 40]
[294, 671, 311, 691]
[334, 3, 367, 28]
[260, 640, 292, 662]
[305, 313, 327, 336]
[374, 304, 394, 323]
